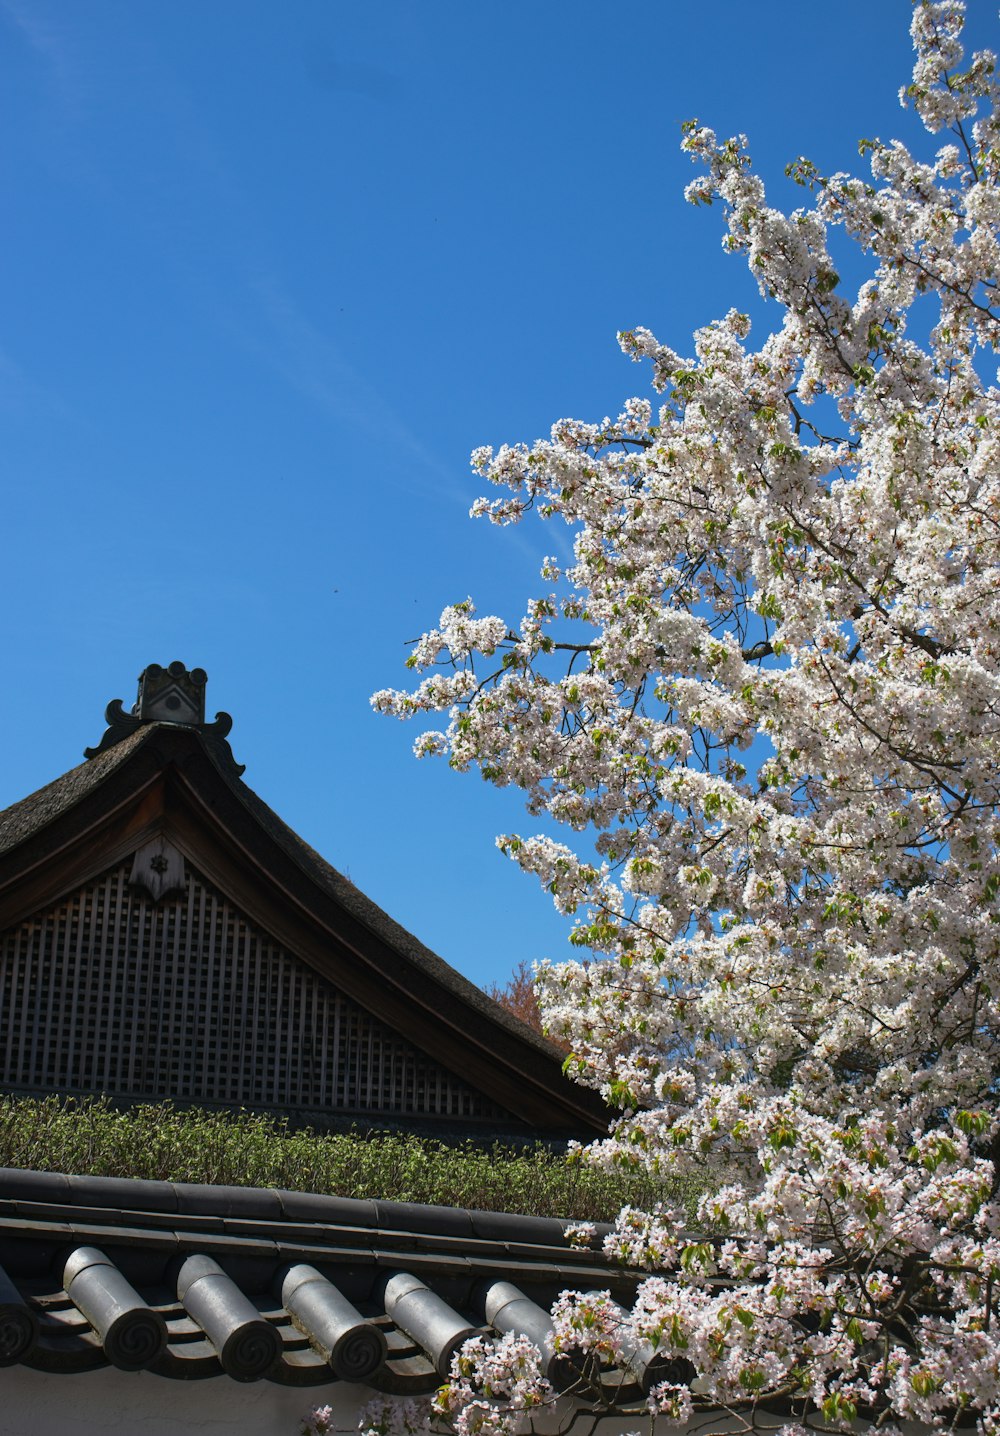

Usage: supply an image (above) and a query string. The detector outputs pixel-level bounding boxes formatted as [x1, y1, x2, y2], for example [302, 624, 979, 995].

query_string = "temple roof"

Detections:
[0, 665, 606, 1138]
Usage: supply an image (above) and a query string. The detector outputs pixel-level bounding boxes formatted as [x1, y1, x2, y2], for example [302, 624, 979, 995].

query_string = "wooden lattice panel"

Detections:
[0, 858, 512, 1122]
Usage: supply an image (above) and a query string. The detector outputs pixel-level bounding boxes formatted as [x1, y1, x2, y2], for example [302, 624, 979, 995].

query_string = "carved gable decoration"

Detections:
[130, 836, 186, 902]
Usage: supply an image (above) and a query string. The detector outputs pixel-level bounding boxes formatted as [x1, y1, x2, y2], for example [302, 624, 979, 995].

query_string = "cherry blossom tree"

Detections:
[368, 4, 1000, 1432]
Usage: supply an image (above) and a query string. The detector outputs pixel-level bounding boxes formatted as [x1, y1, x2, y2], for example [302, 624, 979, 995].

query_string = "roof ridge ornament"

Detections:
[84, 662, 245, 775]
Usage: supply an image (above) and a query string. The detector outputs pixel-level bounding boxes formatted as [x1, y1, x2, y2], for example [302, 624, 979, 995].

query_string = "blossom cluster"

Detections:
[370, 4, 1000, 1434]
[302, 1398, 439, 1436]
[434, 1333, 554, 1436]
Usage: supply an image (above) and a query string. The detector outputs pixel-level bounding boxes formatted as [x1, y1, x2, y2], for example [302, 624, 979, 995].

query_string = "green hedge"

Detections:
[0, 1095, 696, 1221]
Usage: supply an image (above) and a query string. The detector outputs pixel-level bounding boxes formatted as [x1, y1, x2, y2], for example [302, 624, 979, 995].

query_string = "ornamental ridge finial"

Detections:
[136, 661, 207, 725]
[83, 662, 245, 775]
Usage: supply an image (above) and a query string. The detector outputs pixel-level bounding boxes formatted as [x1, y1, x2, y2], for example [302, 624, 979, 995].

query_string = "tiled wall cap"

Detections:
[375, 1201, 475, 1239]
[0, 1169, 73, 1205]
[277, 1190, 378, 1227]
[468, 1209, 588, 1244]
[0, 1169, 617, 1253]
[67, 1176, 179, 1213]
[172, 1183, 284, 1220]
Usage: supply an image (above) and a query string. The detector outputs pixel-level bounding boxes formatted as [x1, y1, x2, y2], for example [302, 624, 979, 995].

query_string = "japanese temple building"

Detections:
[0, 663, 604, 1141]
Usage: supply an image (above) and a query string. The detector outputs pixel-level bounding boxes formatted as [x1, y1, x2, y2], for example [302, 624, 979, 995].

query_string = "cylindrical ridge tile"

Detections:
[382, 1272, 479, 1378]
[178, 1254, 281, 1381]
[604, 1297, 672, 1393]
[0, 1264, 38, 1367]
[63, 1246, 166, 1371]
[282, 1265, 387, 1380]
[482, 1280, 576, 1391]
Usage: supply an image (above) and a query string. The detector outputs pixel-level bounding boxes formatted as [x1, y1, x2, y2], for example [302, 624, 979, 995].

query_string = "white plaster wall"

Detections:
[2, 1367, 362, 1435]
[0, 1372, 649, 1436]
[9, 1371, 881, 1436]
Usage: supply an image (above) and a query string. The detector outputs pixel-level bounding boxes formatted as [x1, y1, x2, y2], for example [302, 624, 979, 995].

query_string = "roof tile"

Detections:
[1, 1168, 642, 1394]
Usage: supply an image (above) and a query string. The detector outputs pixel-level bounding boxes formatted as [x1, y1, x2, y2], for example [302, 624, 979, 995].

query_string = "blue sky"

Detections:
[1, 1, 993, 990]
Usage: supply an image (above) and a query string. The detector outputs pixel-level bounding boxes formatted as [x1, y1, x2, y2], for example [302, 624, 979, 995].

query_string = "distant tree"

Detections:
[485, 960, 543, 1032]
[370, 4, 1000, 1434]
[485, 960, 571, 1051]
